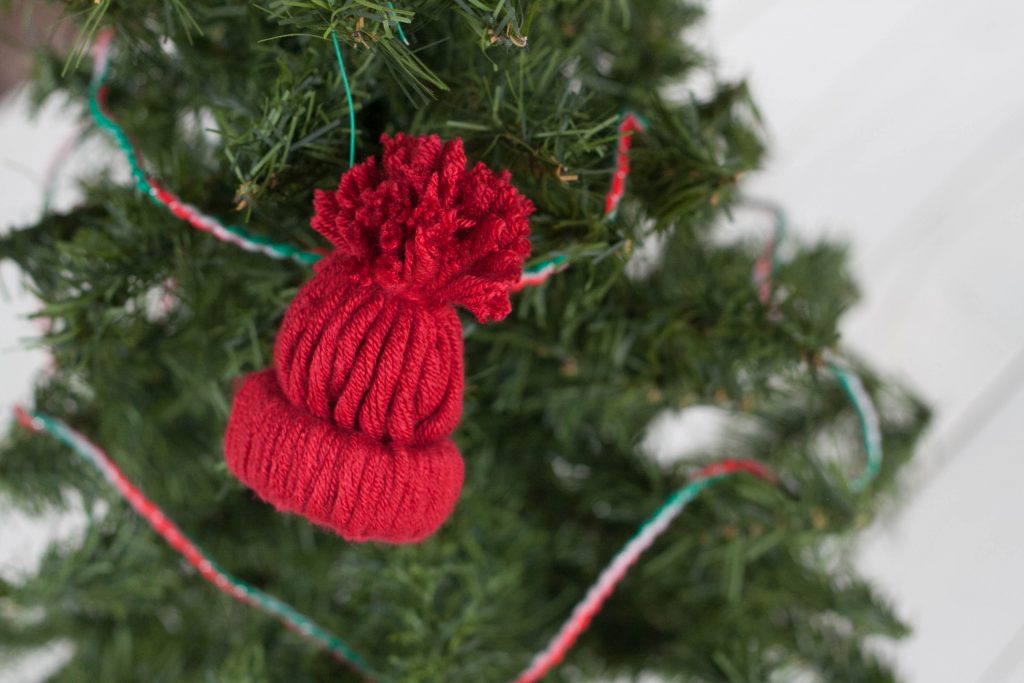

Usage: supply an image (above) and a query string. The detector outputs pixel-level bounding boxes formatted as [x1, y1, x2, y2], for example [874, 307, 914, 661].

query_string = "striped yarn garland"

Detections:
[742, 197, 885, 490]
[88, 30, 320, 266]
[14, 407, 778, 682]
[14, 407, 378, 681]
[86, 32, 646, 288]
[746, 197, 789, 306]
[825, 353, 884, 491]
[604, 112, 647, 218]
[513, 459, 777, 683]
[513, 113, 646, 289]
[511, 254, 568, 291]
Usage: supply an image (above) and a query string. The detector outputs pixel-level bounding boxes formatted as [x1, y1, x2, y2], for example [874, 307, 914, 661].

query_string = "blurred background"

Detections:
[1, 1, 1022, 681]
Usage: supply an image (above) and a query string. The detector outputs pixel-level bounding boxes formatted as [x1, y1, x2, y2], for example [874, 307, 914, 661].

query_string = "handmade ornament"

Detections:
[224, 133, 533, 543]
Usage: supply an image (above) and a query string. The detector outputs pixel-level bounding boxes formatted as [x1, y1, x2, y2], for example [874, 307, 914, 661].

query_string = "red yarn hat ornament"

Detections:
[224, 134, 533, 543]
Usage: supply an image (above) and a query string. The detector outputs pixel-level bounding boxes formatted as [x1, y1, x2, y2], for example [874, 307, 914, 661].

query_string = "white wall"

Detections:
[0, 93, 84, 683]
[700, 2, 1024, 681]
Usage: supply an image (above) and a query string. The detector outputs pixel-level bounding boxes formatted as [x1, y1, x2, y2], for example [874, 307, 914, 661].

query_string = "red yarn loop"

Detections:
[311, 134, 533, 322]
[225, 134, 533, 543]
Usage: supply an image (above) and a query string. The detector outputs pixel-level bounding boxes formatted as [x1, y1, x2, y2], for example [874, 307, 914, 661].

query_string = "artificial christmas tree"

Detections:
[0, 2, 928, 682]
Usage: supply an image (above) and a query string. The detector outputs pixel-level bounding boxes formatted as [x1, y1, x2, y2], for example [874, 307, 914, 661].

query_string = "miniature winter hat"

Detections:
[224, 134, 533, 543]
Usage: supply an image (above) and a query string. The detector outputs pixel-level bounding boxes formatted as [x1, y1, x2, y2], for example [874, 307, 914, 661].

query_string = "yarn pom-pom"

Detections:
[311, 134, 534, 322]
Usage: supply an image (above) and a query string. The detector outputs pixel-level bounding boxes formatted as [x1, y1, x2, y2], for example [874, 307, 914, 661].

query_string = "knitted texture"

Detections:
[224, 134, 533, 543]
